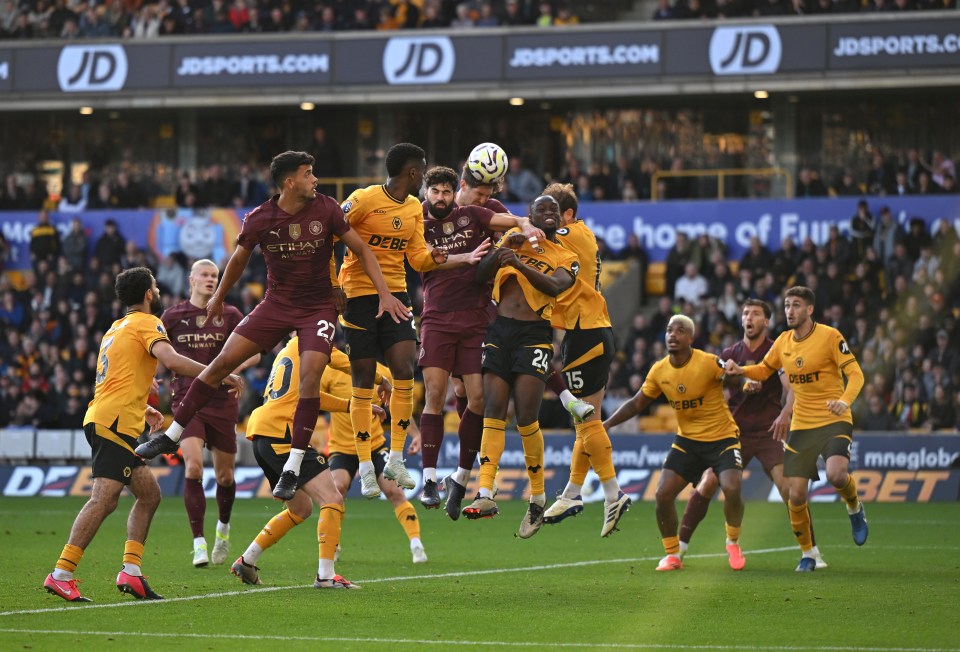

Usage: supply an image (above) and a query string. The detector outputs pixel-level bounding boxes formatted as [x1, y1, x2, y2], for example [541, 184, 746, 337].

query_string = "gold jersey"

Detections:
[641, 348, 739, 442]
[338, 184, 437, 298]
[754, 322, 862, 429]
[552, 220, 611, 330]
[245, 338, 352, 440]
[322, 361, 392, 455]
[493, 228, 579, 322]
[83, 311, 170, 436]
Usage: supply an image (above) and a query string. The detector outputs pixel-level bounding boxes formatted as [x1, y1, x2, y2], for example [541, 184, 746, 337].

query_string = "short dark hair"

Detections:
[385, 143, 425, 177]
[742, 298, 772, 319]
[270, 151, 314, 187]
[115, 266, 154, 307]
[784, 285, 816, 307]
[424, 166, 459, 190]
[459, 162, 503, 192]
[542, 182, 578, 217]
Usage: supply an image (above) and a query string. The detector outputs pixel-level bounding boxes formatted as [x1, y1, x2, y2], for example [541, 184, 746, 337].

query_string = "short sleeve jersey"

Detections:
[720, 338, 782, 433]
[641, 348, 740, 442]
[338, 185, 437, 298]
[161, 300, 243, 405]
[759, 322, 860, 429]
[84, 312, 170, 436]
[421, 202, 496, 316]
[493, 228, 578, 322]
[322, 361, 391, 455]
[237, 194, 349, 307]
[552, 220, 611, 330]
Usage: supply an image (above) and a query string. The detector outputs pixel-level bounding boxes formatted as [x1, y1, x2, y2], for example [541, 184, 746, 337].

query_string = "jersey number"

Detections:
[531, 348, 550, 374]
[95, 336, 115, 385]
[565, 370, 583, 390]
[267, 356, 294, 400]
[316, 320, 335, 342]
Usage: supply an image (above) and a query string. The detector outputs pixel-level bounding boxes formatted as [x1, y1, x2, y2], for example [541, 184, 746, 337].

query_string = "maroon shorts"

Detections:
[174, 400, 239, 454]
[418, 309, 489, 376]
[234, 297, 337, 355]
[740, 430, 784, 473]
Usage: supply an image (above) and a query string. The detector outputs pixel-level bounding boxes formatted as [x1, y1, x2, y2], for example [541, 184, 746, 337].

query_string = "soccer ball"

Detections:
[466, 143, 508, 184]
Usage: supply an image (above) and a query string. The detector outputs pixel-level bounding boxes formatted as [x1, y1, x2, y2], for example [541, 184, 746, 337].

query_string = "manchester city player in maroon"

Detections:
[161, 259, 260, 568]
[416, 166, 544, 517]
[137, 151, 408, 502]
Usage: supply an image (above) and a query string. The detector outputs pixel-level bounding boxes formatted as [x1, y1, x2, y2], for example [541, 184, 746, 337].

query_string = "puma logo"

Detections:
[356, 431, 370, 441]
[397, 418, 410, 429]
[527, 464, 542, 474]
[269, 229, 281, 237]
[180, 319, 189, 325]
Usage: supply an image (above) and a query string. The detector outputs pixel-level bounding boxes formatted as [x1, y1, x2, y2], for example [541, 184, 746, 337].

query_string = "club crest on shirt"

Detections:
[677, 384, 686, 394]
[442, 222, 455, 235]
[392, 217, 403, 230]
[309, 220, 323, 235]
[197, 315, 223, 328]
[457, 215, 470, 227]
[289, 224, 301, 240]
[341, 201, 352, 214]
[795, 357, 804, 369]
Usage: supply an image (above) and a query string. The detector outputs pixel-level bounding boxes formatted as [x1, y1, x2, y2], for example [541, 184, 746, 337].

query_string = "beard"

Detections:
[428, 201, 454, 220]
[150, 293, 162, 314]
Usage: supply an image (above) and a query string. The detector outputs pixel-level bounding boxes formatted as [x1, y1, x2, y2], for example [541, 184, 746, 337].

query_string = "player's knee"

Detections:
[91, 493, 120, 515]
[215, 468, 234, 486]
[826, 468, 847, 487]
[423, 386, 445, 412]
[184, 461, 203, 481]
[466, 396, 484, 414]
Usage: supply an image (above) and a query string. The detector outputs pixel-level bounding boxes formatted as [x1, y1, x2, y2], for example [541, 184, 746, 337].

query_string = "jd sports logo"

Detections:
[58, 45, 128, 92]
[708, 26, 781, 76]
[383, 36, 454, 85]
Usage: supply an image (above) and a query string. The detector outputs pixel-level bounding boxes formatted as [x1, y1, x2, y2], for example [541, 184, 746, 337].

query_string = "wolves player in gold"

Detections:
[43, 267, 241, 602]
[604, 315, 746, 572]
[463, 196, 578, 538]
[231, 338, 360, 589]
[724, 286, 867, 572]
[539, 183, 631, 537]
[337, 143, 487, 500]
[320, 351, 428, 564]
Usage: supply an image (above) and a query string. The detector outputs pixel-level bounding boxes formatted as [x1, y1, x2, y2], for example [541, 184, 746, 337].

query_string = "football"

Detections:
[466, 142, 509, 184]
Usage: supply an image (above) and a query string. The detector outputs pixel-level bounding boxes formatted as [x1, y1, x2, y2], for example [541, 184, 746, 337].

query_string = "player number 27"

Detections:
[316, 320, 335, 341]
[531, 348, 550, 373]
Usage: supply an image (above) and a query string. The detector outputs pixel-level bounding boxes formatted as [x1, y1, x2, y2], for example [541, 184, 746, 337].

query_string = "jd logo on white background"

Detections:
[57, 45, 128, 92]
[709, 26, 782, 75]
[383, 36, 454, 84]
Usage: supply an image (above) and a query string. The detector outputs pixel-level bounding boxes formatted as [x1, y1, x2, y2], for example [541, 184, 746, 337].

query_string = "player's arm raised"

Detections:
[431, 238, 492, 270]
[603, 390, 656, 431]
[152, 340, 242, 393]
[339, 228, 411, 324]
[203, 244, 252, 327]
[490, 213, 545, 245]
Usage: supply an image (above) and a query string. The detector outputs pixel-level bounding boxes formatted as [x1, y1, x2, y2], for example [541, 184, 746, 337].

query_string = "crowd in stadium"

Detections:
[1, 184, 958, 432]
[1, 0, 954, 41]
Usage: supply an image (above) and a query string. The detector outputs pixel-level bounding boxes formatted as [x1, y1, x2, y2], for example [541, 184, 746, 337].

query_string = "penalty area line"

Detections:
[0, 628, 955, 652]
[0, 546, 796, 618]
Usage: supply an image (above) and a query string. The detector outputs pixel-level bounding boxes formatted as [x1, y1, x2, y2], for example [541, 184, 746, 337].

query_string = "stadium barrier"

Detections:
[2, 430, 956, 501]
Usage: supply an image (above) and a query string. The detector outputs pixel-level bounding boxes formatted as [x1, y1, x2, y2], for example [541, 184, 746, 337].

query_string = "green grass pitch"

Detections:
[1, 497, 958, 651]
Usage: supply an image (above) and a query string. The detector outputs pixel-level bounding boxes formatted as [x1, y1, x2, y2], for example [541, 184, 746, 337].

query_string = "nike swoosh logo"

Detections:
[62, 587, 72, 595]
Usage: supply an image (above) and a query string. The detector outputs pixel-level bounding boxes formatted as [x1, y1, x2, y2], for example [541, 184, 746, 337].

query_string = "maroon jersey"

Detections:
[237, 194, 350, 307]
[483, 198, 509, 214]
[721, 338, 783, 436]
[421, 202, 496, 317]
[161, 300, 244, 405]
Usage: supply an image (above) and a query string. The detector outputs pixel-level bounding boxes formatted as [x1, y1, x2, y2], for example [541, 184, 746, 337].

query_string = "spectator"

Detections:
[61, 217, 88, 273]
[872, 206, 904, 265]
[795, 167, 827, 197]
[505, 156, 543, 203]
[232, 163, 268, 207]
[866, 153, 896, 196]
[674, 262, 708, 305]
[926, 384, 956, 431]
[832, 169, 861, 196]
[200, 164, 232, 207]
[664, 231, 696, 298]
[930, 149, 955, 187]
[914, 169, 942, 195]
[859, 394, 898, 431]
[738, 236, 774, 278]
[891, 383, 927, 429]
[849, 200, 875, 257]
[652, 0, 676, 19]
[58, 184, 87, 212]
[93, 219, 125, 270]
[309, 127, 342, 196]
[175, 173, 201, 208]
[86, 180, 115, 209]
[156, 254, 187, 299]
[30, 211, 61, 275]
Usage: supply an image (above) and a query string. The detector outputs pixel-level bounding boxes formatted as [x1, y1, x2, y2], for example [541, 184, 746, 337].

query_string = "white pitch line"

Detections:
[0, 628, 954, 652]
[1, 547, 798, 617]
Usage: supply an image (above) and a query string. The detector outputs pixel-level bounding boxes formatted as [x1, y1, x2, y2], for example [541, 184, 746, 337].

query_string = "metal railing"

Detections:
[651, 167, 792, 200]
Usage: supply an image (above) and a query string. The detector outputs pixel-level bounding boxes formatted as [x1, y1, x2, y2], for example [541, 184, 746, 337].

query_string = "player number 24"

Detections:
[531, 348, 550, 373]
